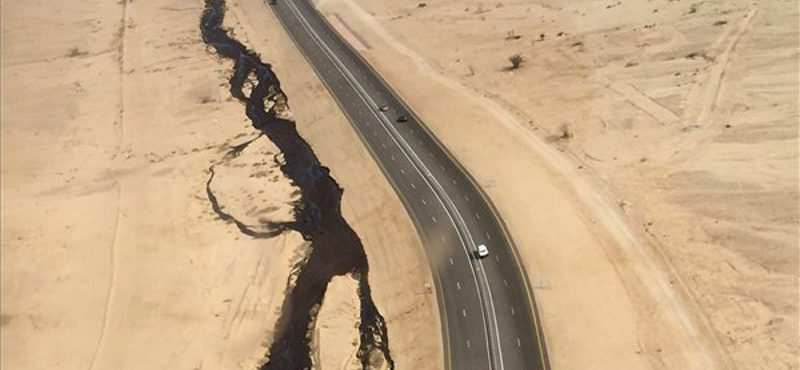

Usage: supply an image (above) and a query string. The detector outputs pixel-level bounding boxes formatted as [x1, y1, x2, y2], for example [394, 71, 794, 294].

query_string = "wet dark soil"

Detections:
[200, 1, 393, 369]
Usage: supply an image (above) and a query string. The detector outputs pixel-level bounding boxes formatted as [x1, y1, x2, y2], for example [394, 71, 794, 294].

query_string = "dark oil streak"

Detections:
[205, 134, 285, 238]
[199, 1, 394, 369]
[206, 166, 285, 239]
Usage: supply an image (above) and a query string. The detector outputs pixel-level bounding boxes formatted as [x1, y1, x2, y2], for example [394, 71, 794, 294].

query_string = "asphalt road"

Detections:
[267, 0, 551, 368]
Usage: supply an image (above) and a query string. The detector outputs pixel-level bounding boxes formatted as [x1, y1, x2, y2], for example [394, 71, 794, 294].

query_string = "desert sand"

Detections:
[2, 0, 440, 369]
[3, 0, 797, 369]
[310, 0, 798, 369]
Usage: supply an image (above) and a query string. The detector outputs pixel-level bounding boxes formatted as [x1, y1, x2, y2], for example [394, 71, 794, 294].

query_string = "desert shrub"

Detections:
[508, 53, 523, 70]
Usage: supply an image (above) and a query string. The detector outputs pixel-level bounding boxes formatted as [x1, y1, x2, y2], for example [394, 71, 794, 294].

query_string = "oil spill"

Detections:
[200, 1, 394, 369]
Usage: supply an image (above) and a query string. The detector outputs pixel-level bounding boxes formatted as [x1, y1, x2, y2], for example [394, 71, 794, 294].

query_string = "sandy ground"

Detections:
[1, 0, 440, 369]
[312, 0, 798, 369]
[314, 275, 361, 369]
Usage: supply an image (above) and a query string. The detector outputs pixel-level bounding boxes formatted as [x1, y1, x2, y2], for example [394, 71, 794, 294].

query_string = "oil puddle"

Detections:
[199, 1, 393, 369]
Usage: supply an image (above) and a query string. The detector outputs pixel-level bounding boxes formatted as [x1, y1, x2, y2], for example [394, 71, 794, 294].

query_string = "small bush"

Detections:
[66, 47, 88, 58]
[505, 29, 521, 40]
[508, 54, 524, 70]
[557, 124, 573, 140]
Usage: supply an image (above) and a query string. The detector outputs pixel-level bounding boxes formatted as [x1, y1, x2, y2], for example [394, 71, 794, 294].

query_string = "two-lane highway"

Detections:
[266, 0, 551, 368]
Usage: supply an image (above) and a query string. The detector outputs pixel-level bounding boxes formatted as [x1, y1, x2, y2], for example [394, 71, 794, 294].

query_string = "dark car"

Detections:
[396, 115, 409, 123]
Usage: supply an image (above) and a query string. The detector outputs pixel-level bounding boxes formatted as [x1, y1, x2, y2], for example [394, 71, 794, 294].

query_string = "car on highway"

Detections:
[476, 244, 490, 258]
[379, 105, 389, 112]
[396, 115, 409, 122]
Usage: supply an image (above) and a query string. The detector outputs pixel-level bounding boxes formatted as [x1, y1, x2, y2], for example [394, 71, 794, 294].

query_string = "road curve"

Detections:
[266, 0, 551, 368]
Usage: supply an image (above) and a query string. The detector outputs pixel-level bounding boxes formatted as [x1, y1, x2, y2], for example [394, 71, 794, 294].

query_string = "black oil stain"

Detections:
[199, 1, 394, 369]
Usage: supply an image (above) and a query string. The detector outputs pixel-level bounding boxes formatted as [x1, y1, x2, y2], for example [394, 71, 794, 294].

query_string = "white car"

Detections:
[476, 244, 489, 258]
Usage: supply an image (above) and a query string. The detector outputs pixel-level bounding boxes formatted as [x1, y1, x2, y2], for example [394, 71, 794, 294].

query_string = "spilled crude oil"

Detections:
[200, 1, 394, 369]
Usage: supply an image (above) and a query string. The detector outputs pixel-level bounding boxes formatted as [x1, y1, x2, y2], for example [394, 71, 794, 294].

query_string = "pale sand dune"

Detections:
[314, 275, 362, 370]
[2, 0, 440, 369]
[312, 0, 798, 369]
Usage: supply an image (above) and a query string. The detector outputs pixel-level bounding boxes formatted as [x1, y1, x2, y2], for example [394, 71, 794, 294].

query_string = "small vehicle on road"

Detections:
[476, 244, 490, 258]
[396, 115, 409, 123]
[379, 105, 389, 112]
